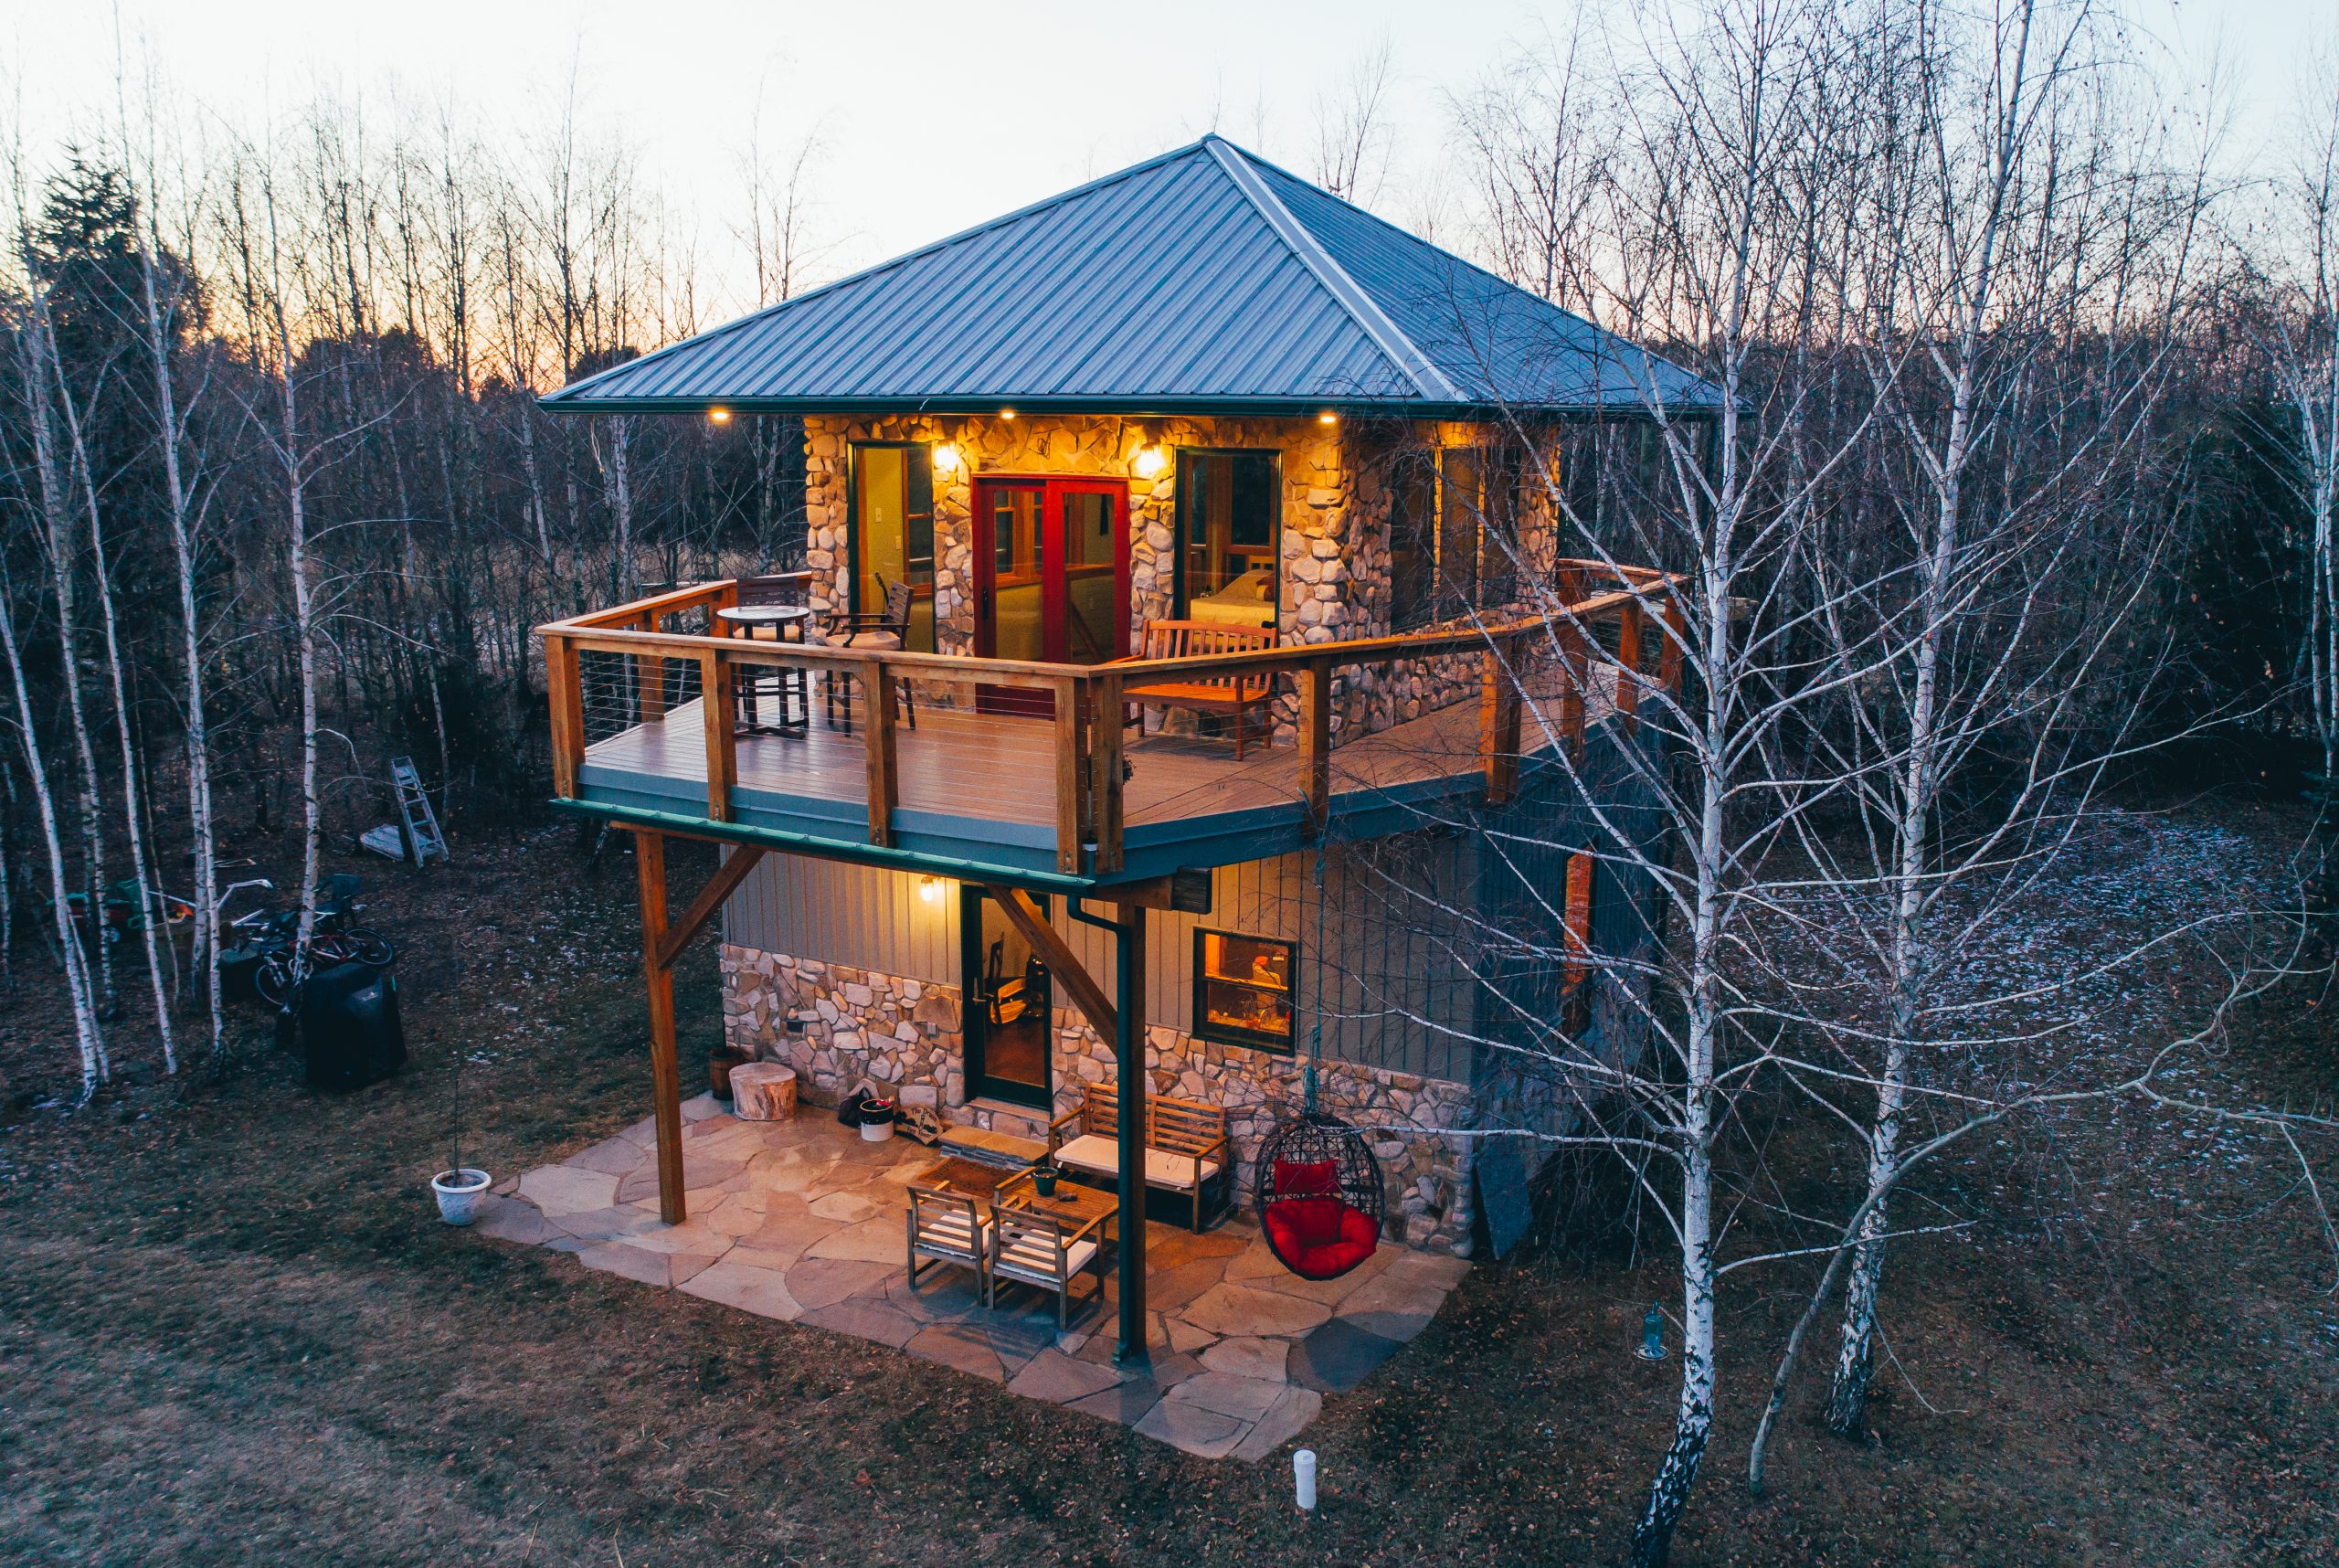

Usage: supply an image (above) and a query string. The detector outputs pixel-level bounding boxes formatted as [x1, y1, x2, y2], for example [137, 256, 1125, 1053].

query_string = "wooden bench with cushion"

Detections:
[1112, 620, 1277, 759]
[1047, 1083, 1233, 1231]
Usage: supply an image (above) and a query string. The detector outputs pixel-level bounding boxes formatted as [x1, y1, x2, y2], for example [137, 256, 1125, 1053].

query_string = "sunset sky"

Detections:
[4, 0, 2322, 323]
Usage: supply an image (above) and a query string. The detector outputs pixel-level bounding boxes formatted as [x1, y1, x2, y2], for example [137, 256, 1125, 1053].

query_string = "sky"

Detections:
[2, 0, 2323, 324]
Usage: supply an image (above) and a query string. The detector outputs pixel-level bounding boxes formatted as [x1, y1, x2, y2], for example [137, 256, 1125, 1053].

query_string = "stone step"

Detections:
[937, 1125, 1049, 1170]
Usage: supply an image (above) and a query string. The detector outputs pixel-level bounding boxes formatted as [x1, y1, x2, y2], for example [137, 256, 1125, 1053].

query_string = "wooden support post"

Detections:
[1558, 621, 1588, 760]
[638, 613, 667, 722]
[1296, 661, 1331, 833]
[1112, 901, 1148, 1364]
[633, 829, 686, 1225]
[700, 649, 736, 822]
[864, 661, 898, 847]
[1480, 636, 1522, 807]
[546, 632, 585, 800]
[1657, 592, 1688, 696]
[1088, 673, 1125, 874]
[1614, 600, 1646, 734]
[1053, 676, 1084, 874]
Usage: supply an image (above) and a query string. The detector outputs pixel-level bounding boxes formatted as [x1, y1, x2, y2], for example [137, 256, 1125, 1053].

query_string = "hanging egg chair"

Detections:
[1254, 1111, 1386, 1281]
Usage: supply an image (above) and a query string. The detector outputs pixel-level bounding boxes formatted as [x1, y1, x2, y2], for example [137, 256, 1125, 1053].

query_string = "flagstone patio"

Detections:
[471, 1093, 1470, 1460]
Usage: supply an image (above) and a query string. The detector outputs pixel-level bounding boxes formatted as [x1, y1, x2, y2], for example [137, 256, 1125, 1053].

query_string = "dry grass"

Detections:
[0, 812, 2334, 1565]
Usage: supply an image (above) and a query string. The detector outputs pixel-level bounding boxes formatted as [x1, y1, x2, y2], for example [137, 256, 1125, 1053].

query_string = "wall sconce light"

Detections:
[708, 406, 733, 425]
[999, 407, 1017, 421]
[1134, 443, 1168, 480]
[1318, 409, 1339, 426]
[919, 874, 945, 906]
[933, 443, 961, 474]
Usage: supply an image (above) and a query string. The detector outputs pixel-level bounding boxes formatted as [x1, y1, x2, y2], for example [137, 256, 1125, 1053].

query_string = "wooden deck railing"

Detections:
[536, 561, 1682, 877]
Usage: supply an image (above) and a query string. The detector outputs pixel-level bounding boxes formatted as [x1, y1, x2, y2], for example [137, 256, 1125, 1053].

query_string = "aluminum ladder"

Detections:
[389, 756, 446, 866]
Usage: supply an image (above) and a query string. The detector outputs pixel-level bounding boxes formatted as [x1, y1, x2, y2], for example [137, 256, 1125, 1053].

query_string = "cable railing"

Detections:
[537, 562, 1682, 879]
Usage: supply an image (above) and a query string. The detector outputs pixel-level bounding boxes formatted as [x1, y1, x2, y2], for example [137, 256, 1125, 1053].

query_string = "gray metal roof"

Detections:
[542, 137, 1724, 418]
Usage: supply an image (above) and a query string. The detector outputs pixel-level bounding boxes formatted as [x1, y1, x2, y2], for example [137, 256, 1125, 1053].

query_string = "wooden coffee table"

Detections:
[993, 1166, 1118, 1236]
[911, 1156, 1019, 1202]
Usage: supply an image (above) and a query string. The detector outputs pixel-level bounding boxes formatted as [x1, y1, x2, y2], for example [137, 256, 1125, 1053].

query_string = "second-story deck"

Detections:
[541, 566, 1680, 890]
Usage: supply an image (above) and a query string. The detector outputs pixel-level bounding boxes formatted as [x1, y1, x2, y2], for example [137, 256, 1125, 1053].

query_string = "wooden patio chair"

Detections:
[987, 1201, 1108, 1328]
[823, 576, 918, 732]
[905, 1182, 991, 1292]
[1112, 620, 1277, 759]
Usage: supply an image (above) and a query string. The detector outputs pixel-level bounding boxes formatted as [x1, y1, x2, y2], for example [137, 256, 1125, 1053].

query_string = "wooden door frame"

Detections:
[969, 472, 1131, 663]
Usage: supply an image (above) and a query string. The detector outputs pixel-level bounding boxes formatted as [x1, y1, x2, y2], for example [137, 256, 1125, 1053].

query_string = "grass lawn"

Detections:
[1, 813, 2334, 1565]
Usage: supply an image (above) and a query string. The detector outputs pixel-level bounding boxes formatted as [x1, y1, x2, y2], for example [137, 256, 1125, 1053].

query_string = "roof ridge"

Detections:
[555, 140, 1227, 403]
[1200, 137, 1462, 405]
[1230, 144, 1720, 408]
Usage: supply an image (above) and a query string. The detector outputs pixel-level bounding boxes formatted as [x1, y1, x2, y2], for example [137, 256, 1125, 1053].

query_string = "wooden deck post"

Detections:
[1480, 635, 1522, 807]
[1614, 600, 1646, 734]
[700, 649, 736, 822]
[1088, 673, 1126, 874]
[1557, 620, 1588, 760]
[864, 661, 898, 847]
[1296, 661, 1331, 833]
[1053, 676, 1085, 874]
[637, 613, 667, 722]
[1112, 901, 1148, 1364]
[633, 829, 687, 1225]
[545, 632, 585, 800]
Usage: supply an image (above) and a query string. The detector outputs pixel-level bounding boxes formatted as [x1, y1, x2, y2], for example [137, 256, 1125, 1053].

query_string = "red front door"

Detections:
[971, 476, 1130, 715]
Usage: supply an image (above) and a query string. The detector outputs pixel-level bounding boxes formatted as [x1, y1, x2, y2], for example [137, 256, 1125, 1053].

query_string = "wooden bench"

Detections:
[1113, 620, 1277, 760]
[1046, 1083, 1233, 1231]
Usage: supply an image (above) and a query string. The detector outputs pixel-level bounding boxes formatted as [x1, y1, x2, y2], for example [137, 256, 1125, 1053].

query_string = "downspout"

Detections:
[1070, 895, 1148, 1363]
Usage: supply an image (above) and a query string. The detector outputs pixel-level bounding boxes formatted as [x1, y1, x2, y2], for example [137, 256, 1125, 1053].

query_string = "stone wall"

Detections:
[796, 412, 1569, 747]
[720, 939, 1480, 1255]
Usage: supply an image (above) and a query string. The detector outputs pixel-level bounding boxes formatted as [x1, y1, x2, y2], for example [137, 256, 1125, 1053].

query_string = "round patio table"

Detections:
[715, 605, 810, 736]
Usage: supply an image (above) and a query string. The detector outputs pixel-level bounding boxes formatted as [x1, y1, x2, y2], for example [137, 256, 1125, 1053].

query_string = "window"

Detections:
[1391, 445, 1528, 630]
[1175, 450, 1278, 628]
[1192, 929, 1297, 1053]
[850, 443, 936, 652]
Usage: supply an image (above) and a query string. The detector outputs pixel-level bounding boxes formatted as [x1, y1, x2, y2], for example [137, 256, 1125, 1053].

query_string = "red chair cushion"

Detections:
[1274, 1158, 1340, 1197]
[1265, 1197, 1381, 1279]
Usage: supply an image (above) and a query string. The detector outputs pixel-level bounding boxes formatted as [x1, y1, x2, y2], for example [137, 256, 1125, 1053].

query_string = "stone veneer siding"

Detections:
[721, 941, 1481, 1255]
[799, 412, 1564, 747]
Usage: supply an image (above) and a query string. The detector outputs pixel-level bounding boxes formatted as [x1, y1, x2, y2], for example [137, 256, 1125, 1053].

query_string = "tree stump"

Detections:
[730, 1062, 799, 1121]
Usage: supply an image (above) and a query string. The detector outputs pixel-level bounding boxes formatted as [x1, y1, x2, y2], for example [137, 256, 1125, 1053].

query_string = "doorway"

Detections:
[961, 886, 1054, 1110]
[971, 475, 1130, 716]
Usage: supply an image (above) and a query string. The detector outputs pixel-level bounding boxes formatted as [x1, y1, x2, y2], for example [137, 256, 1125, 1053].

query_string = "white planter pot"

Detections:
[859, 1118, 894, 1143]
[432, 1168, 492, 1225]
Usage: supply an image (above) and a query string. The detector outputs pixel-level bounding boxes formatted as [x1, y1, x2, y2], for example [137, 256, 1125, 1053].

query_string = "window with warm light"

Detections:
[1173, 450, 1278, 630]
[1192, 929, 1297, 1053]
[849, 443, 936, 651]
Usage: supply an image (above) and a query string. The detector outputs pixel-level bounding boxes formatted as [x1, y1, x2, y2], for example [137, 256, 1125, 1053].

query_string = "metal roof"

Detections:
[542, 137, 1724, 418]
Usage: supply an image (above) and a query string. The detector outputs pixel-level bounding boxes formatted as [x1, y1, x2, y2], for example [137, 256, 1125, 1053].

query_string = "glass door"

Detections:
[971, 476, 1129, 715]
[961, 886, 1053, 1109]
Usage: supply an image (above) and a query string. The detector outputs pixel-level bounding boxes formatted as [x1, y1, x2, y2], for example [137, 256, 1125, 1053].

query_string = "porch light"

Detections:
[1318, 409, 1339, 426]
[1134, 443, 1168, 479]
[999, 407, 1017, 420]
[933, 443, 961, 474]
[919, 874, 945, 905]
[708, 406, 733, 425]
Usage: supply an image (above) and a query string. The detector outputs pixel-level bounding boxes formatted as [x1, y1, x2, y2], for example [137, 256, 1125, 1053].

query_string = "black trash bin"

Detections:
[300, 960, 406, 1091]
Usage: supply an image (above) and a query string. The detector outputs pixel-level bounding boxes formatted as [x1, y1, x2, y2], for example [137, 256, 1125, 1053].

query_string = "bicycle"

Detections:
[228, 881, 397, 1008]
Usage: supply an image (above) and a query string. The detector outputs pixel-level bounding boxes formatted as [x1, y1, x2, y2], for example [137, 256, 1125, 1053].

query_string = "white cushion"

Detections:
[1054, 1133, 1220, 1190]
[992, 1235, 1100, 1284]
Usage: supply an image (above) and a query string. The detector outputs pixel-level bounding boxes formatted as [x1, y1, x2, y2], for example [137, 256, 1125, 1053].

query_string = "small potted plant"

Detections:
[431, 1042, 491, 1225]
[855, 1091, 897, 1143]
[1032, 1165, 1060, 1198]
